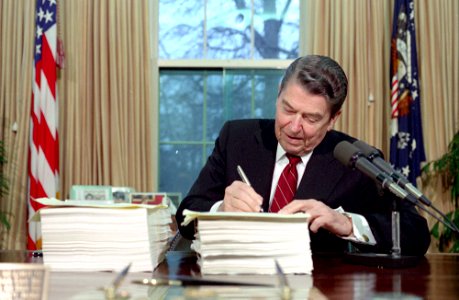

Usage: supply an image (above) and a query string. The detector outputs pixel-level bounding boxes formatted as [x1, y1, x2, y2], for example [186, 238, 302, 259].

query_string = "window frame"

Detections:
[150, 0, 307, 191]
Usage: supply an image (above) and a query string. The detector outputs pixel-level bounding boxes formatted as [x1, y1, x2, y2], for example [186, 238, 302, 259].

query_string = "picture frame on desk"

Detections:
[164, 192, 182, 208]
[112, 186, 135, 203]
[130, 192, 167, 205]
[70, 185, 113, 201]
[164, 192, 182, 214]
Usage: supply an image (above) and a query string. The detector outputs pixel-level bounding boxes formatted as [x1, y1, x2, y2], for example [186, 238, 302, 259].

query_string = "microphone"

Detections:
[333, 141, 418, 205]
[334, 140, 437, 268]
[353, 140, 431, 207]
[352, 140, 459, 234]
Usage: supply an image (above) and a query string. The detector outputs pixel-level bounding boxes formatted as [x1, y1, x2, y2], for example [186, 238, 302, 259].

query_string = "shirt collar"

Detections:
[275, 143, 313, 164]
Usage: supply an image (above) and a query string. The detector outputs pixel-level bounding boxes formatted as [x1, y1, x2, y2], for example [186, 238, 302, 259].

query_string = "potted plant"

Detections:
[422, 130, 459, 252]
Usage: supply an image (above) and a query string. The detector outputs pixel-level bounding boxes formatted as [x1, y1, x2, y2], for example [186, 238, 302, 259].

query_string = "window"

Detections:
[157, 0, 300, 198]
[159, 0, 299, 59]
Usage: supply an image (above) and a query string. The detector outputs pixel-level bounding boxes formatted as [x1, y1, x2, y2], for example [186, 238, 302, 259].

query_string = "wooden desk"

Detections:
[156, 251, 459, 300]
[1, 251, 458, 299]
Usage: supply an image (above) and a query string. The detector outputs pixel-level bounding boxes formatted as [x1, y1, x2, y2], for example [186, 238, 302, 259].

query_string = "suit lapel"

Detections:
[295, 132, 345, 205]
[244, 120, 277, 209]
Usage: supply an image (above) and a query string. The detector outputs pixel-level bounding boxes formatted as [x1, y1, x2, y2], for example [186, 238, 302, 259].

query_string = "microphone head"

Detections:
[333, 141, 362, 168]
[353, 140, 380, 158]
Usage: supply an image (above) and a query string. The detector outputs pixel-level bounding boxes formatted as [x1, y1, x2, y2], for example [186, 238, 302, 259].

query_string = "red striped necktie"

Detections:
[269, 154, 302, 213]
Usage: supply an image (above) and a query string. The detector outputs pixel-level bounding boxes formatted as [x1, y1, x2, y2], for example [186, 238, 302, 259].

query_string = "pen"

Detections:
[237, 165, 251, 186]
[237, 165, 263, 212]
[275, 260, 292, 300]
[112, 262, 131, 290]
[132, 275, 274, 287]
[102, 262, 131, 300]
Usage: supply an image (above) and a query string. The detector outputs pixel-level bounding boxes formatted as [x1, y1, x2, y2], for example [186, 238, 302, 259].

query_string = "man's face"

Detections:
[274, 81, 341, 156]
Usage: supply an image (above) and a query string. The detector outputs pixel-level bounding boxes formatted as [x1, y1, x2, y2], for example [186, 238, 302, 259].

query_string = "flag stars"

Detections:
[36, 26, 43, 39]
[44, 10, 54, 23]
[411, 139, 417, 152]
[402, 165, 411, 177]
[37, 8, 45, 21]
[36, 44, 42, 55]
[48, 0, 57, 6]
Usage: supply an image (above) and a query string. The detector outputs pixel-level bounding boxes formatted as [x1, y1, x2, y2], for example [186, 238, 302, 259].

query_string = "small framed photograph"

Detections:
[70, 185, 113, 201]
[164, 192, 182, 208]
[112, 187, 135, 203]
[164, 192, 182, 214]
[130, 192, 167, 205]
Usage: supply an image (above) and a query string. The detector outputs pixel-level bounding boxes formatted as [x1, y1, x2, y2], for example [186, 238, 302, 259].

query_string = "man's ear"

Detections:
[328, 110, 342, 131]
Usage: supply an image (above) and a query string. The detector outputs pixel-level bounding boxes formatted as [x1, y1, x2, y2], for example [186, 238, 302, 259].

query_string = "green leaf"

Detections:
[431, 222, 440, 239]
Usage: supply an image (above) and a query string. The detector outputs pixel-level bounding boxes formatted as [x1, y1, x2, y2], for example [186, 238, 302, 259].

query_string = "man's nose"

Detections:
[290, 115, 302, 132]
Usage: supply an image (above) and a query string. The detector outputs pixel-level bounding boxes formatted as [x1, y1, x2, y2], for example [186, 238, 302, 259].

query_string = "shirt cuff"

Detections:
[335, 206, 376, 245]
[210, 200, 223, 212]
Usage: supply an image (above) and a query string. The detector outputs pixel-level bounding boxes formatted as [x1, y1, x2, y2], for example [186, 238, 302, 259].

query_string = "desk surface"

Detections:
[156, 251, 459, 300]
[1, 250, 459, 299]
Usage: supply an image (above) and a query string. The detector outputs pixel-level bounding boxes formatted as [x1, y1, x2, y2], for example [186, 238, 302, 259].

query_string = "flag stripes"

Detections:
[28, 0, 59, 250]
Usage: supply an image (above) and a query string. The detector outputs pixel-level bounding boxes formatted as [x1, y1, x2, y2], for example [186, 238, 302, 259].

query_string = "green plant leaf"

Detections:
[431, 222, 440, 239]
[422, 131, 459, 252]
[451, 237, 459, 253]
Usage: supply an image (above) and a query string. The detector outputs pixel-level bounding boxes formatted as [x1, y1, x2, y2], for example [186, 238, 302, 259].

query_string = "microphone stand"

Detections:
[344, 199, 424, 269]
[335, 140, 456, 267]
[391, 202, 401, 257]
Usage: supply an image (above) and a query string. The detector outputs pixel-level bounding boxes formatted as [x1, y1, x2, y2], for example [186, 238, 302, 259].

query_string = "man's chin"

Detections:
[283, 145, 305, 156]
[283, 143, 316, 156]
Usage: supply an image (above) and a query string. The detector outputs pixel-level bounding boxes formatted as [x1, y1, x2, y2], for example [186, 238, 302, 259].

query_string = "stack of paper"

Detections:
[182, 210, 313, 275]
[34, 198, 173, 272]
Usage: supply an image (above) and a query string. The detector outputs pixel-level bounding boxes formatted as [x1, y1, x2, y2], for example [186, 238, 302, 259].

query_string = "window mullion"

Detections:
[202, 71, 208, 165]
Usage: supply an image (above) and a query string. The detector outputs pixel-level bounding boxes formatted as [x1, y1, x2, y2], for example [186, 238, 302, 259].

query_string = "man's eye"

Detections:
[305, 116, 320, 124]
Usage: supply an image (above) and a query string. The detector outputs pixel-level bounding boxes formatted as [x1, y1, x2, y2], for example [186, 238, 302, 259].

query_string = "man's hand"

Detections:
[279, 199, 353, 237]
[219, 181, 263, 212]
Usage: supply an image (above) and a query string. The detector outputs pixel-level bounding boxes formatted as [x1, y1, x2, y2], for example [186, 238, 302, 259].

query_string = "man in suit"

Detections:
[176, 55, 430, 255]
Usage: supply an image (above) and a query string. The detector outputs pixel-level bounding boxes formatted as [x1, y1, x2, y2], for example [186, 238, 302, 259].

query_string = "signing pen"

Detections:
[237, 165, 263, 212]
[237, 165, 251, 186]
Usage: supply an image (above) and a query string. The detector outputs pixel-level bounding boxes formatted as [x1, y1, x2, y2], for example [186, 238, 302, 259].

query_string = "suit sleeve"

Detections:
[175, 122, 231, 240]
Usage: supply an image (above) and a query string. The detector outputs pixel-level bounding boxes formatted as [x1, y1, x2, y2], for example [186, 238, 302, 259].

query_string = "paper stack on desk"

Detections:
[33, 198, 173, 272]
[182, 210, 312, 275]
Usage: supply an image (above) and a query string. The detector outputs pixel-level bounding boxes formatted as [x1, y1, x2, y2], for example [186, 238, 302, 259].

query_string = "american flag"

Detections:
[28, 0, 59, 250]
[389, 0, 425, 186]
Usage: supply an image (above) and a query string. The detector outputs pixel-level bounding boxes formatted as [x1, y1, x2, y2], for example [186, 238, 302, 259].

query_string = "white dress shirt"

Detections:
[210, 143, 376, 245]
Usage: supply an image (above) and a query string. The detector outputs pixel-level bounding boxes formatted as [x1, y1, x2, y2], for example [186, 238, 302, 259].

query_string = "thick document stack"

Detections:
[33, 198, 173, 272]
[182, 210, 312, 275]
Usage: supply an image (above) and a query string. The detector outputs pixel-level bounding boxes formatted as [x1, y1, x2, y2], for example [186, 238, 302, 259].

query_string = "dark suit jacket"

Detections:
[176, 119, 430, 255]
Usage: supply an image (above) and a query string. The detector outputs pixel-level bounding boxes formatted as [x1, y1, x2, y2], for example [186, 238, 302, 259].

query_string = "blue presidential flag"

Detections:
[390, 0, 426, 186]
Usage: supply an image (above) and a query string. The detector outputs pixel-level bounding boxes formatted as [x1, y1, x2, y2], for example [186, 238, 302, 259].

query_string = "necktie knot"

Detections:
[286, 154, 301, 166]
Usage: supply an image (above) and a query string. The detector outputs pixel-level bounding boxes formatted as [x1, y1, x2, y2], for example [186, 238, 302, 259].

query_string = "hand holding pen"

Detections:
[219, 165, 263, 212]
[237, 165, 264, 212]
